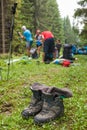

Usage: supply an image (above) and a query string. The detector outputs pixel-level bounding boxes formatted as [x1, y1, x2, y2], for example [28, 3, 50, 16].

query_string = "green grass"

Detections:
[0, 54, 87, 130]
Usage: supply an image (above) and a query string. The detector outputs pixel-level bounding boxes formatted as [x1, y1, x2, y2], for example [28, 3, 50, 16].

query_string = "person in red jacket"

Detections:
[41, 31, 55, 63]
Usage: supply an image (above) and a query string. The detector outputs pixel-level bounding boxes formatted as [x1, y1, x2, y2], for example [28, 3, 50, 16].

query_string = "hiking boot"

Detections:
[21, 83, 49, 120]
[34, 86, 72, 124]
[34, 90, 64, 123]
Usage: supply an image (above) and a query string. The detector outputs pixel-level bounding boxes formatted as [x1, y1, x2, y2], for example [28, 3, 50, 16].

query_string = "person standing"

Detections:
[41, 31, 55, 63]
[35, 29, 42, 57]
[55, 39, 62, 58]
[18, 26, 33, 57]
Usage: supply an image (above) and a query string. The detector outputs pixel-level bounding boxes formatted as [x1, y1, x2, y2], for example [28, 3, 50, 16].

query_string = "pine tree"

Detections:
[74, 0, 87, 44]
[63, 16, 78, 44]
[32, 0, 64, 41]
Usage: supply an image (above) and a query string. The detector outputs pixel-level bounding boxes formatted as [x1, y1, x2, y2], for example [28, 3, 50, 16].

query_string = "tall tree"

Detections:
[20, 0, 34, 31]
[63, 16, 78, 44]
[32, 0, 64, 40]
[74, 0, 87, 22]
[63, 16, 73, 43]
[74, 0, 87, 44]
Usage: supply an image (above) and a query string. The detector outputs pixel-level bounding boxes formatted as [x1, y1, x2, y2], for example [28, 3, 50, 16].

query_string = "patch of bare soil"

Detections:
[0, 102, 13, 115]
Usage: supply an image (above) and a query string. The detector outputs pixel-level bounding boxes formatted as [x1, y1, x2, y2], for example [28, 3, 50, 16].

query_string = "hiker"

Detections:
[55, 39, 62, 58]
[40, 30, 55, 63]
[35, 29, 42, 57]
[18, 26, 33, 57]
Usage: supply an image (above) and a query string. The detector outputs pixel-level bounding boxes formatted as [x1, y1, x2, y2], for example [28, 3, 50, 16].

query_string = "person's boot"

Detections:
[34, 87, 72, 124]
[21, 83, 49, 119]
[34, 91, 64, 123]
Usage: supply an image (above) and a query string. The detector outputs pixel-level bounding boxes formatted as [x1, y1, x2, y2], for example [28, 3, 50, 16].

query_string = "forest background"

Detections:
[9, 0, 87, 54]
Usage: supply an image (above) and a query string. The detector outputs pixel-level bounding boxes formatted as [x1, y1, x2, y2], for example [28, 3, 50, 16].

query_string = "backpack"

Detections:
[62, 60, 71, 67]
[30, 48, 38, 59]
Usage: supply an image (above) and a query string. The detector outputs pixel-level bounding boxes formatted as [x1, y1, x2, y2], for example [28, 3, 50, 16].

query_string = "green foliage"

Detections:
[63, 16, 78, 44]
[32, 0, 64, 40]
[0, 54, 87, 130]
[80, 24, 87, 41]
[74, 0, 87, 44]
[74, 0, 87, 18]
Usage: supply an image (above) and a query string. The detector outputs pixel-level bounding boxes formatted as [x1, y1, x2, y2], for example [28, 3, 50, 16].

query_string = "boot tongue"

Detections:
[46, 87, 73, 98]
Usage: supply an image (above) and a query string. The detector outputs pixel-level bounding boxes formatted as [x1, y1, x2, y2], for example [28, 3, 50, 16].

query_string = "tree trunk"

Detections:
[1, 0, 5, 53]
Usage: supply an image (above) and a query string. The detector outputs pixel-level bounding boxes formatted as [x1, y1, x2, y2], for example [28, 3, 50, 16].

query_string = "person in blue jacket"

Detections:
[18, 26, 33, 57]
[35, 29, 42, 57]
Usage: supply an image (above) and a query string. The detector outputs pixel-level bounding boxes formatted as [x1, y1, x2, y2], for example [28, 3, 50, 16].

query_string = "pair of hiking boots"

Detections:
[21, 83, 73, 124]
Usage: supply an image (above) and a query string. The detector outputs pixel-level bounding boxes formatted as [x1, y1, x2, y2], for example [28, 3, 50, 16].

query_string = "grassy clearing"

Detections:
[0, 54, 87, 130]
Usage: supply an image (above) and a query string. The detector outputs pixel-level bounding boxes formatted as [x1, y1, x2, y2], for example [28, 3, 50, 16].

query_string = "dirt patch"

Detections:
[0, 102, 13, 115]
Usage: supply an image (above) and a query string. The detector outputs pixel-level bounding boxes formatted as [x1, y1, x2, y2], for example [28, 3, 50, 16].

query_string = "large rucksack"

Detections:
[63, 44, 75, 60]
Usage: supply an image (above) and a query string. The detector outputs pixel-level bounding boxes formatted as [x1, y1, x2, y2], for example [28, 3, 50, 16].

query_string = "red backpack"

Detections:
[62, 60, 71, 67]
